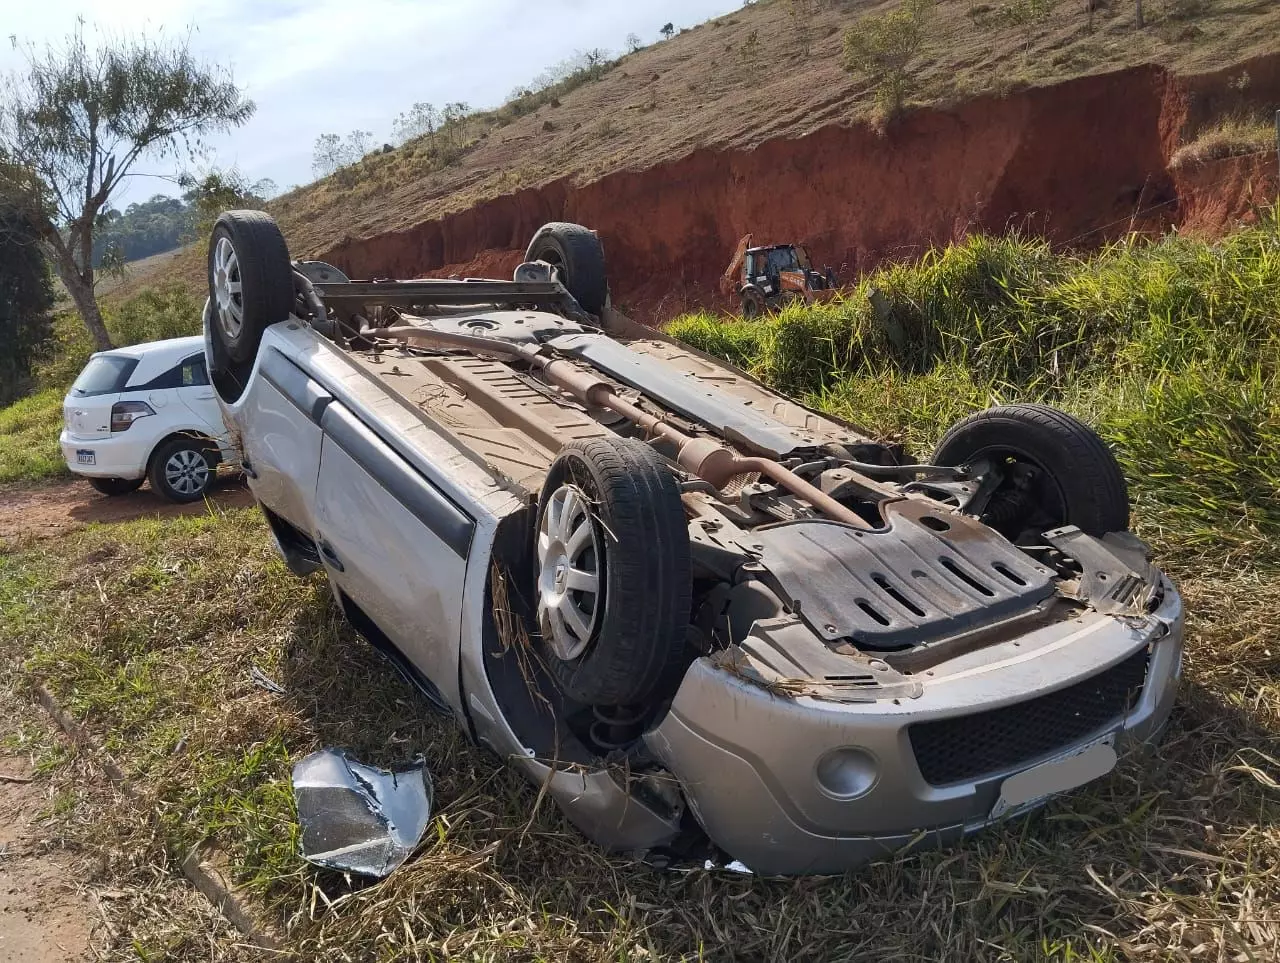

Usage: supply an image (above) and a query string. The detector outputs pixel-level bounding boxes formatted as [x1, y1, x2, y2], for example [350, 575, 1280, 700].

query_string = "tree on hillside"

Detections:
[842, 0, 938, 116]
[0, 24, 254, 351]
[626, 33, 643, 54]
[660, 23, 676, 40]
[93, 193, 191, 266]
[181, 168, 274, 244]
[998, 0, 1058, 53]
[0, 207, 55, 405]
[312, 129, 375, 177]
[393, 102, 441, 146]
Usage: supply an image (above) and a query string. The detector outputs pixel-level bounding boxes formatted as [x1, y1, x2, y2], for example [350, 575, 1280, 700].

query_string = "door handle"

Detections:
[317, 537, 344, 572]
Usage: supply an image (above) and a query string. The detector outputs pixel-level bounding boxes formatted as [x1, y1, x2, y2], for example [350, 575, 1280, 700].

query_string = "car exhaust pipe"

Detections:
[365, 324, 873, 528]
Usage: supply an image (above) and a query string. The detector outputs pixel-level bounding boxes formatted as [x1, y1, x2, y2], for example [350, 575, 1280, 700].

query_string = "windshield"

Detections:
[766, 248, 800, 273]
[70, 355, 139, 398]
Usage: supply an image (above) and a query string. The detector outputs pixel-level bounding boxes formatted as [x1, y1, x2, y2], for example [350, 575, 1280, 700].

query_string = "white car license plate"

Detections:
[990, 735, 1117, 820]
[76, 449, 96, 465]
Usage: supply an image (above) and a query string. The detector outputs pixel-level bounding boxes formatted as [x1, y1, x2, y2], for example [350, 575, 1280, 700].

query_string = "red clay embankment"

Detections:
[317, 56, 1280, 319]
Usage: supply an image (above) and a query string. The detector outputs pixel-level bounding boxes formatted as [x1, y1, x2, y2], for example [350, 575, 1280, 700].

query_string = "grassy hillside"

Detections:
[2, 216, 1278, 959]
[671, 219, 1280, 552]
[125, 0, 1280, 298]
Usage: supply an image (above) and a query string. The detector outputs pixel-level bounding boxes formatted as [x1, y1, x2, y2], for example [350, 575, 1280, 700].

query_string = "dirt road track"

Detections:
[0, 752, 95, 962]
[0, 477, 255, 548]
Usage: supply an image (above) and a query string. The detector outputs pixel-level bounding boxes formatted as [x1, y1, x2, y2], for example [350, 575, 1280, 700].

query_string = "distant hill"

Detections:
[94, 195, 192, 267]
[124, 0, 1280, 315]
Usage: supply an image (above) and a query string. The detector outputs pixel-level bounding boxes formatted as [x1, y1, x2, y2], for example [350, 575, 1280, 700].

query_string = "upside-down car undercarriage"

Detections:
[205, 213, 1184, 874]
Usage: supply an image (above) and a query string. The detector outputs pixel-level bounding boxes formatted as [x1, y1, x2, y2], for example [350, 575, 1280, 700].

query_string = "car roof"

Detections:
[95, 335, 203, 364]
[745, 245, 797, 254]
[92, 336, 204, 389]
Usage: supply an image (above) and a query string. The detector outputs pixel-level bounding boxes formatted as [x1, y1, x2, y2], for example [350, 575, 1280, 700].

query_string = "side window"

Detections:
[181, 356, 210, 387]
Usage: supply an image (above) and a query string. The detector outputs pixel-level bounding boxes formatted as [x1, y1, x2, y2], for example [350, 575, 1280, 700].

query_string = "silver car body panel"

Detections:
[646, 582, 1183, 874]
[213, 314, 681, 848]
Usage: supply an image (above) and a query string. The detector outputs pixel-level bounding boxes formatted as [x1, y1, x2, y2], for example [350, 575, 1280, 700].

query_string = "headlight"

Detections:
[110, 400, 155, 432]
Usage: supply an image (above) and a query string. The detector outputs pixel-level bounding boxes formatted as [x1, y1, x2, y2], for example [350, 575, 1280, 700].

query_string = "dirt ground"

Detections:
[0, 477, 255, 549]
[0, 754, 94, 962]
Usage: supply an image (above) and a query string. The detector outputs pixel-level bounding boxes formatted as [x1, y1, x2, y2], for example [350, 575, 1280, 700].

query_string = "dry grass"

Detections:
[1171, 113, 1278, 168]
[0, 465, 1278, 960]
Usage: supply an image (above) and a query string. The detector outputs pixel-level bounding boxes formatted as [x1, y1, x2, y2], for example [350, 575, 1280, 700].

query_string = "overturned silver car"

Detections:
[204, 211, 1183, 875]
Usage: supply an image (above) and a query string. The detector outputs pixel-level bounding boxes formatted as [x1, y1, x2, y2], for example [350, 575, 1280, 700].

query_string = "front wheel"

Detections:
[933, 404, 1129, 538]
[740, 285, 767, 319]
[534, 437, 691, 706]
[148, 438, 217, 504]
[88, 477, 143, 497]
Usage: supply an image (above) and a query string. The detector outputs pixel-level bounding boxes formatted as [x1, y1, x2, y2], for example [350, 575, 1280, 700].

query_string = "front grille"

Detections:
[909, 648, 1150, 786]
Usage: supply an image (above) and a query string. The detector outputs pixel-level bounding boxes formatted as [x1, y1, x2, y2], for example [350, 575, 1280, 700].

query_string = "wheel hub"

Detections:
[165, 449, 209, 496]
[212, 236, 244, 340]
[537, 484, 602, 661]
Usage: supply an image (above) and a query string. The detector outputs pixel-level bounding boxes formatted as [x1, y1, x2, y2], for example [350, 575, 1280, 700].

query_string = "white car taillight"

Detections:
[110, 400, 155, 432]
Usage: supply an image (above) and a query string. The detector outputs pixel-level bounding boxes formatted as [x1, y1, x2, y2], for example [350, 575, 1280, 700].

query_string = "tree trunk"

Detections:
[1136, 0, 1145, 28]
[50, 253, 113, 351]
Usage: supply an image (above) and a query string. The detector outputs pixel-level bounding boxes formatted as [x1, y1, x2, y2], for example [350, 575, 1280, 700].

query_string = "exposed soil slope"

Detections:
[127, 1, 1280, 316]
[315, 54, 1280, 318]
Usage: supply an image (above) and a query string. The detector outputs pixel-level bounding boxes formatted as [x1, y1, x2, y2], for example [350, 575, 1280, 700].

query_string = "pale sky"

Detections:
[0, 0, 742, 208]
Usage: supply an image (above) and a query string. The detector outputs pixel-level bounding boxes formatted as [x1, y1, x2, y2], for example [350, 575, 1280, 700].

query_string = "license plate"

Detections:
[989, 735, 1117, 820]
[76, 449, 96, 465]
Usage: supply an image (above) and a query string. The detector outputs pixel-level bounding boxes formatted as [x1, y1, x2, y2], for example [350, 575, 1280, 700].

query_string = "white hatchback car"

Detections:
[60, 336, 234, 502]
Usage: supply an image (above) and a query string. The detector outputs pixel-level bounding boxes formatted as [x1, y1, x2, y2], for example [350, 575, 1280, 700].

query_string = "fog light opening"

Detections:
[815, 747, 879, 801]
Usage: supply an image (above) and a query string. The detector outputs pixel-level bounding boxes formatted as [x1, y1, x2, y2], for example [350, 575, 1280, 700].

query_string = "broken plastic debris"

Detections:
[703, 858, 753, 874]
[292, 749, 432, 877]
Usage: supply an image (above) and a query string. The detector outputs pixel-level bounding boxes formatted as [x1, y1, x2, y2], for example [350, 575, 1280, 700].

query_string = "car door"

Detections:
[235, 348, 330, 533]
[313, 400, 473, 712]
[173, 354, 230, 446]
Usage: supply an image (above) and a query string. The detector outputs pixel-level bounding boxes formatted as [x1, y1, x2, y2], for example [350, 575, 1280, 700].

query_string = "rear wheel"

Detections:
[207, 211, 295, 367]
[149, 438, 217, 504]
[87, 477, 143, 497]
[525, 222, 609, 315]
[535, 437, 691, 706]
[933, 404, 1129, 538]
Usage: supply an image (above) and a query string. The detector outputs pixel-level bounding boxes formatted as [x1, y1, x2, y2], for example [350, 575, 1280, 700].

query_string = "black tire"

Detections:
[740, 285, 767, 319]
[933, 404, 1129, 537]
[535, 437, 692, 705]
[148, 437, 217, 504]
[524, 222, 609, 315]
[207, 211, 295, 366]
[87, 477, 143, 497]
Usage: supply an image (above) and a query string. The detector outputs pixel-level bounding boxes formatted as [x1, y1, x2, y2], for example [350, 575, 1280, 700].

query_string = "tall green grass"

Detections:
[0, 388, 68, 484]
[669, 217, 1280, 553]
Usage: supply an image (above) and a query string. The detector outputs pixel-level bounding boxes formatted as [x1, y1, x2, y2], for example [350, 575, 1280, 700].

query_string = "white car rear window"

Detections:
[70, 355, 139, 397]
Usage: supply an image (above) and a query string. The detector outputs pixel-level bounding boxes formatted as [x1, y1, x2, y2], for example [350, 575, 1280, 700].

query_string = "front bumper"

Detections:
[646, 580, 1184, 875]
[59, 431, 147, 480]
